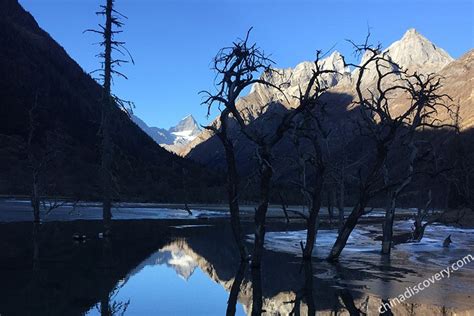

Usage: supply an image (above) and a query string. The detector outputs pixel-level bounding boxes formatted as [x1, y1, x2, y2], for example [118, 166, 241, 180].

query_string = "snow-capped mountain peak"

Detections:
[131, 114, 202, 153]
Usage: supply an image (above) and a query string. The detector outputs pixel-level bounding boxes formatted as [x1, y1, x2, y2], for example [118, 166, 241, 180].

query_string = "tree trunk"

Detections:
[382, 205, 395, 254]
[382, 191, 396, 255]
[337, 181, 345, 233]
[31, 175, 41, 224]
[328, 145, 387, 261]
[327, 189, 334, 226]
[327, 200, 366, 261]
[223, 139, 248, 261]
[252, 146, 272, 268]
[101, 0, 114, 237]
[413, 223, 426, 241]
[381, 140, 417, 255]
[303, 178, 323, 260]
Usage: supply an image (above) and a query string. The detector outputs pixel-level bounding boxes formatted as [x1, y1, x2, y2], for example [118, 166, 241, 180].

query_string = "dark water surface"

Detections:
[0, 217, 473, 315]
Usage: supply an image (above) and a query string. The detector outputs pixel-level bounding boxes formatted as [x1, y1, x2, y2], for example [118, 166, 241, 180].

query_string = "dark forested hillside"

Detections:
[0, 0, 223, 202]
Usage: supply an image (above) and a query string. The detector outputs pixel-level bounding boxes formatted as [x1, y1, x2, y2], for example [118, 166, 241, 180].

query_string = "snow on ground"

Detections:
[260, 221, 474, 273]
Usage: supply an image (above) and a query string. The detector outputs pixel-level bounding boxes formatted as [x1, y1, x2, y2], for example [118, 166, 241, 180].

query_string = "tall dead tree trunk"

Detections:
[31, 173, 41, 224]
[222, 122, 248, 261]
[27, 94, 42, 225]
[100, 0, 114, 237]
[252, 145, 272, 267]
[87, 0, 134, 236]
[381, 140, 418, 254]
[381, 97, 426, 254]
[203, 109, 248, 260]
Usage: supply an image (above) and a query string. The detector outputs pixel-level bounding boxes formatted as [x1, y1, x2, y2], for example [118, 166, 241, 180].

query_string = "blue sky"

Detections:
[19, 0, 474, 129]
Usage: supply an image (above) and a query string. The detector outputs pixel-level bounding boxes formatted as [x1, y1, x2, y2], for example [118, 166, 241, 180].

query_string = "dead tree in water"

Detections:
[26, 93, 69, 268]
[86, 0, 134, 237]
[327, 125, 362, 234]
[202, 28, 279, 266]
[412, 190, 436, 241]
[27, 94, 45, 225]
[411, 190, 463, 242]
[228, 50, 335, 267]
[380, 72, 454, 254]
[287, 53, 338, 260]
[200, 29, 280, 261]
[327, 35, 452, 261]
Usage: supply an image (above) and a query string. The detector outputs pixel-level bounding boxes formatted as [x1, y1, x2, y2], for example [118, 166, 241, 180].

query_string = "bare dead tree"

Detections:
[237, 51, 335, 267]
[26, 93, 70, 269]
[327, 35, 453, 261]
[410, 189, 464, 242]
[380, 72, 455, 254]
[86, 0, 134, 237]
[26, 93, 43, 225]
[27, 95, 68, 221]
[182, 167, 192, 215]
[326, 125, 363, 234]
[283, 51, 339, 260]
[201, 28, 283, 262]
[412, 190, 437, 241]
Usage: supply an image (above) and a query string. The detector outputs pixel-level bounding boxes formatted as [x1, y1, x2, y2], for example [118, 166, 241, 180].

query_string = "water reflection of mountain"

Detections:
[128, 240, 198, 280]
[1, 220, 473, 315]
[157, 224, 474, 316]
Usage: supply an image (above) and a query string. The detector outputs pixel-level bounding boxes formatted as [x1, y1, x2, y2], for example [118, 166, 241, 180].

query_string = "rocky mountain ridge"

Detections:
[182, 29, 472, 163]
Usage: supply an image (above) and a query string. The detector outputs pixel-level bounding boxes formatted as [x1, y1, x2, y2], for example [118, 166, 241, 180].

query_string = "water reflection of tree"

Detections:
[334, 289, 366, 316]
[226, 262, 248, 316]
[285, 261, 316, 316]
[96, 283, 130, 316]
